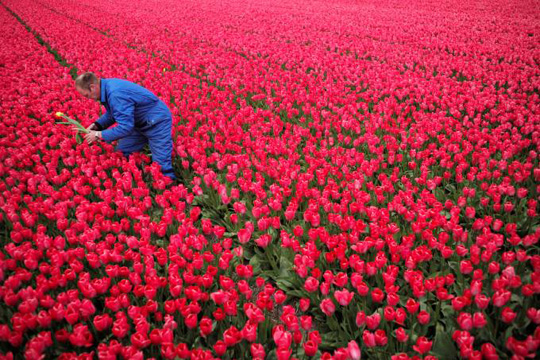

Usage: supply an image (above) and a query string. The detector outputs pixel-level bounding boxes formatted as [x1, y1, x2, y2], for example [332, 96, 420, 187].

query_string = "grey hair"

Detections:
[75, 72, 99, 90]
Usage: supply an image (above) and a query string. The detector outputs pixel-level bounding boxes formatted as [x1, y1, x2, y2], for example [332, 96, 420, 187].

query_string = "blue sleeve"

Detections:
[101, 94, 135, 142]
[95, 111, 115, 130]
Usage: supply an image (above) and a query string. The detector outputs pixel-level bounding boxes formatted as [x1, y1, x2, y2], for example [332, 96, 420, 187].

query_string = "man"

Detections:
[75, 72, 176, 180]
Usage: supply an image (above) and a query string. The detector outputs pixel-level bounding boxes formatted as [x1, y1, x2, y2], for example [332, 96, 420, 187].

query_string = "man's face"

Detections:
[76, 83, 99, 101]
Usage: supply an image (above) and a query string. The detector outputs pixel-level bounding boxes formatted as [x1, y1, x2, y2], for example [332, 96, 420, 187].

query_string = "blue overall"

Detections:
[95, 79, 175, 179]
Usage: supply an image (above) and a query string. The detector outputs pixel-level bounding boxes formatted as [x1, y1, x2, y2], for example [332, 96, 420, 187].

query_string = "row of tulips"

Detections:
[1, 0, 539, 359]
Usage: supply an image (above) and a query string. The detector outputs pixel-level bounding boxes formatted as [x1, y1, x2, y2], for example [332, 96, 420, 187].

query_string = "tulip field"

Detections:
[1, 0, 539, 359]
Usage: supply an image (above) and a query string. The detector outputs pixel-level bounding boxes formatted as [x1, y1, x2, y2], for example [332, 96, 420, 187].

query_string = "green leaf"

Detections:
[511, 293, 523, 306]
[285, 290, 306, 298]
[503, 324, 516, 341]
[57, 114, 90, 133]
[432, 322, 458, 360]
[249, 254, 262, 271]
[321, 330, 339, 343]
[276, 279, 295, 290]
[320, 330, 346, 349]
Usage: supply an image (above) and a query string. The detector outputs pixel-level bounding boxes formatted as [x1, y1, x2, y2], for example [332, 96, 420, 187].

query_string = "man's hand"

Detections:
[72, 122, 99, 134]
[85, 130, 102, 144]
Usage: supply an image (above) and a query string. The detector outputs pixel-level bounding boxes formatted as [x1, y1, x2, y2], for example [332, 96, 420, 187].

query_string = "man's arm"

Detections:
[94, 111, 115, 130]
[101, 94, 135, 142]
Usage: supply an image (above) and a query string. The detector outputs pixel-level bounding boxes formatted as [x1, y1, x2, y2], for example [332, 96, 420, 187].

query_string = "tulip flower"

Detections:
[413, 336, 433, 354]
[320, 299, 336, 316]
[334, 289, 354, 306]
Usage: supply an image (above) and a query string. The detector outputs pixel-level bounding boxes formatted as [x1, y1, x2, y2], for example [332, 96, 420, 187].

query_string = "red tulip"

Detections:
[304, 340, 318, 357]
[223, 326, 241, 347]
[417, 310, 430, 325]
[69, 324, 93, 347]
[405, 298, 419, 314]
[371, 288, 385, 303]
[347, 340, 361, 359]
[319, 299, 336, 316]
[413, 336, 432, 354]
[481, 343, 499, 360]
[304, 277, 319, 293]
[501, 307, 517, 323]
[199, 317, 213, 337]
[213, 340, 227, 356]
[273, 326, 292, 349]
[472, 312, 487, 328]
[241, 321, 258, 342]
[334, 289, 354, 306]
[299, 298, 310, 312]
[237, 229, 252, 244]
[374, 329, 387, 346]
[250, 343, 266, 359]
[395, 327, 409, 342]
[362, 330, 376, 348]
[93, 314, 113, 331]
[493, 290, 512, 307]
[366, 313, 381, 330]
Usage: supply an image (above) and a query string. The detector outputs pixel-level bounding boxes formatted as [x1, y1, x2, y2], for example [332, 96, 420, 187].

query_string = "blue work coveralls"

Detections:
[95, 79, 176, 179]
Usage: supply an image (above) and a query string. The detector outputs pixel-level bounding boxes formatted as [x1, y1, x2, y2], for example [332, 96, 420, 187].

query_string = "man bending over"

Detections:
[75, 72, 176, 180]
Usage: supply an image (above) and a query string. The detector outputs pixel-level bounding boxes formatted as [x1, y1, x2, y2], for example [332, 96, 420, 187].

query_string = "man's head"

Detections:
[75, 72, 100, 101]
